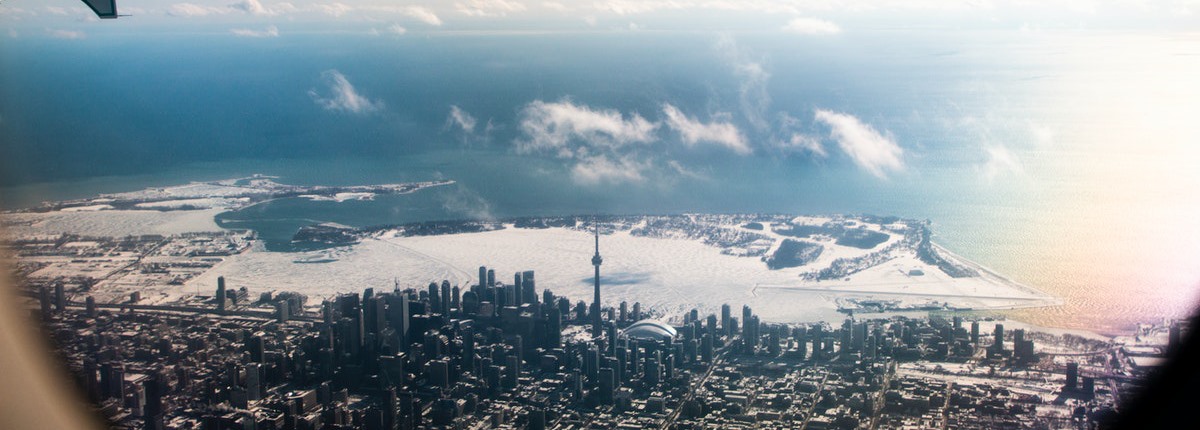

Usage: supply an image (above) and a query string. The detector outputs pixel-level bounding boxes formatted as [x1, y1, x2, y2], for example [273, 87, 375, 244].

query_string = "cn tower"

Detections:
[591, 222, 603, 337]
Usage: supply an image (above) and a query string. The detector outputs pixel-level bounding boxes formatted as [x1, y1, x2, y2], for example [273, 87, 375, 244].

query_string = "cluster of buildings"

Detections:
[18, 229, 1174, 429]
[11, 231, 253, 305]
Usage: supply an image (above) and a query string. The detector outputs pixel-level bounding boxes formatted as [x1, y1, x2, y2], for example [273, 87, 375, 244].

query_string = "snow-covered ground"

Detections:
[101, 181, 276, 201]
[134, 197, 249, 210]
[184, 224, 1059, 324]
[1, 208, 226, 237]
[1, 185, 1063, 329]
[299, 192, 376, 202]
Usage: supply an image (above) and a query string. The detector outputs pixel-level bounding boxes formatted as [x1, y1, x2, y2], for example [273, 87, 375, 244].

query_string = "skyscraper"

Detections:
[216, 276, 227, 313]
[591, 222, 603, 338]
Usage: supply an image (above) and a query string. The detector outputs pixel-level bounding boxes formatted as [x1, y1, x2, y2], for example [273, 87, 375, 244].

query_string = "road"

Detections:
[64, 300, 317, 322]
[660, 338, 736, 429]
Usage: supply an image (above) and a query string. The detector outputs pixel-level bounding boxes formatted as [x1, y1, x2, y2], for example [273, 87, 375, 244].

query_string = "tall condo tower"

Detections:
[591, 222, 603, 337]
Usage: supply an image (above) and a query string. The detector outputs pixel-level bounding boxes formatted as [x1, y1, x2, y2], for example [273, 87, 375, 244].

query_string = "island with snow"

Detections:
[16, 174, 455, 214]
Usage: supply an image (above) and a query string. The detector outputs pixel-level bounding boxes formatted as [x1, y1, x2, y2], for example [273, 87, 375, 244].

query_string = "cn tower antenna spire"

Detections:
[591, 218, 603, 338]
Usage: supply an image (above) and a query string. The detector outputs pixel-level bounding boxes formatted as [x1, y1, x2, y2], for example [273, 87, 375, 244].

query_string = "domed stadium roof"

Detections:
[621, 320, 678, 341]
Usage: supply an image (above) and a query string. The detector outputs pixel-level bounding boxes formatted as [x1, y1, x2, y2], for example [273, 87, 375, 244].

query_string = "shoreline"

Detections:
[0, 182, 1146, 342]
[931, 242, 1063, 305]
[212, 214, 1106, 339]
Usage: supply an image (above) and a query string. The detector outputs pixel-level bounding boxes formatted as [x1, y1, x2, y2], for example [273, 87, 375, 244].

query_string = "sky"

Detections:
[1, 0, 1197, 191]
[4, 0, 1198, 189]
[2, 0, 1198, 35]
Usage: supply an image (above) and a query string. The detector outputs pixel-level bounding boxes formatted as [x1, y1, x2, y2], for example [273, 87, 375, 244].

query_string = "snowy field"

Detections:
[183, 225, 1059, 324]
[1, 192, 1062, 327]
[1, 208, 225, 238]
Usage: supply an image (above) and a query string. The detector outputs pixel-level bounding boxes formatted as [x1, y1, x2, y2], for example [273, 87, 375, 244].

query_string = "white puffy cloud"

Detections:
[230, 25, 279, 37]
[781, 17, 842, 35]
[594, 0, 679, 15]
[168, 3, 227, 16]
[515, 99, 755, 185]
[447, 105, 478, 133]
[456, 0, 527, 17]
[230, 0, 273, 15]
[387, 23, 408, 34]
[323, 5, 441, 25]
[979, 145, 1024, 183]
[317, 3, 352, 17]
[772, 113, 826, 156]
[779, 133, 827, 157]
[813, 109, 904, 178]
[661, 104, 750, 155]
[571, 155, 648, 185]
[309, 70, 383, 114]
[516, 99, 657, 155]
[400, 6, 443, 25]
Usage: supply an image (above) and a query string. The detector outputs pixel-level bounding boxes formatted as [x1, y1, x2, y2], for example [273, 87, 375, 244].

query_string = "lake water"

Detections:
[3, 30, 1198, 334]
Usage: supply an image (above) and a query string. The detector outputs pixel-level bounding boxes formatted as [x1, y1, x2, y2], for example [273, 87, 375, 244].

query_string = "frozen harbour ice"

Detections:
[184, 221, 1061, 324]
[0, 176, 1061, 326]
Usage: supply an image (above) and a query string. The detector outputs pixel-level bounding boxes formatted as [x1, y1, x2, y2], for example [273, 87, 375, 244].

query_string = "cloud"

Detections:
[594, 0, 682, 15]
[447, 105, 478, 133]
[542, 2, 569, 12]
[667, 160, 709, 181]
[309, 70, 383, 114]
[230, 25, 279, 37]
[456, 0, 527, 17]
[661, 104, 750, 154]
[229, 0, 273, 15]
[715, 35, 771, 130]
[386, 23, 407, 34]
[516, 99, 657, 155]
[571, 155, 648, 185]
[592, 0, 808, 16]
[1029, 122, 1055, 148]
[353, 4, 442, 25]
[317, 3, 352, 17]
[771, 113, 826, 157]
[46, 28, 85, 39]
[516, 99, 749, 186]
[813, 109, 904, 178]
[169, 0, 284, 17]
[979, 145, 1024, 183]
[782, 17, 842, 35]
[780, 133, 827, 157]
[46, 6, 70, 15]
[401, 6, 443, 25]
[168, 3, 227, 16]
[438, 185, 494, 220]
